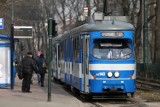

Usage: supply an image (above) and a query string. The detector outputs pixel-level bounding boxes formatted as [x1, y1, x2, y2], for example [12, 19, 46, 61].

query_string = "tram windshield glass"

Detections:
[92, 39, 132, 60]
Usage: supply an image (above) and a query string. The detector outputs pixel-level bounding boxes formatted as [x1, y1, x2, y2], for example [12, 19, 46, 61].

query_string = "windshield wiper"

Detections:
[122, 52, 132, 58]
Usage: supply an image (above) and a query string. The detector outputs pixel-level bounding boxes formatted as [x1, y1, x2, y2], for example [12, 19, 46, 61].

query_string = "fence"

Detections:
[137, 63, 160, 80]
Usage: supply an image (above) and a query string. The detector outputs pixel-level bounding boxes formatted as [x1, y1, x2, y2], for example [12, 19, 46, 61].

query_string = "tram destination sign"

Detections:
[0, 18, 4, 29]
[14, 26, 32, 39]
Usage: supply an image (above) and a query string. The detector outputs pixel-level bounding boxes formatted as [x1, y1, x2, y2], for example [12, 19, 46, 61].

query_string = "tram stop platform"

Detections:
[0, 74, 87, 107]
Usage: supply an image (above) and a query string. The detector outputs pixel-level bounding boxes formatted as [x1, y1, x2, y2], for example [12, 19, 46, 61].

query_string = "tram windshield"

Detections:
[92, 39, 132, 60]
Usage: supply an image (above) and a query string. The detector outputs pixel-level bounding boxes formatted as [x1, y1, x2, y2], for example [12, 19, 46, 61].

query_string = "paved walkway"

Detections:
[1, 74, 160, 107]
[0, 74, 90, 107]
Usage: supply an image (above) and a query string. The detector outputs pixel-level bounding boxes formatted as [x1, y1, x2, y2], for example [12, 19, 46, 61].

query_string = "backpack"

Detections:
[17, 63, 23, 80]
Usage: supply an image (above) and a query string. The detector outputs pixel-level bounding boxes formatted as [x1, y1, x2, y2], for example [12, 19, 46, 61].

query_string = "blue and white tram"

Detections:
[52, 17, 136, 99]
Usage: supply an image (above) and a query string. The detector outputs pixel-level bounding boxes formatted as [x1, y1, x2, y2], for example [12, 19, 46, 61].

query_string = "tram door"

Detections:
[82, 34, 90, 93]
[56, 43, 61, 79]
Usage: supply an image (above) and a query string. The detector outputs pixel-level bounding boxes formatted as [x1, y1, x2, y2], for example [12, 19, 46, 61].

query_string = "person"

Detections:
[36, 53, 46, 87]
[107, 49, 112, 59]
[21, 52, 38, 93]
[35, 50, 41, 84]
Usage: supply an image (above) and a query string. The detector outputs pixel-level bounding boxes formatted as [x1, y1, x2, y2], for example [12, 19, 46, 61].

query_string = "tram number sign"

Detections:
[96, 72, 105, 76]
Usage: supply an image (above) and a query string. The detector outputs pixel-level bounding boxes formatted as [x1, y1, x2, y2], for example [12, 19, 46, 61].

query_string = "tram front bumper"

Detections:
[89, 79, 136, 93]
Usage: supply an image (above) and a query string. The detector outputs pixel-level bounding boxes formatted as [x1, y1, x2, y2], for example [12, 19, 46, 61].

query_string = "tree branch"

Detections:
[148, 2, 156, 6]
[148, 14, 156, 23]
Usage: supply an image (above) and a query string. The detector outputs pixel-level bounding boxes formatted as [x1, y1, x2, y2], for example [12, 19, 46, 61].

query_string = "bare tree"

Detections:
[52, 0, 85, 32]
[132, 0, 143, 62]
[0, 0, 12, 35]
[104, 0, 124, 15]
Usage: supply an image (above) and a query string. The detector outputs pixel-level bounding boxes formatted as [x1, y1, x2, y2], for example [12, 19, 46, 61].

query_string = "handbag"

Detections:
[17, 63, 24, 80]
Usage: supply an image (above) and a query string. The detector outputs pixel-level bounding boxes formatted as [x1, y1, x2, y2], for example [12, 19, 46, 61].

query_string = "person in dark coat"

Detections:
[35, 50, 41, 84]
[37, 54, 46, 87]
[21, 52, 38, 93]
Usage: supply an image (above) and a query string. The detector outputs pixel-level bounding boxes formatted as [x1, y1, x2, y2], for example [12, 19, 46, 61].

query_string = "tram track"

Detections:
[52, 79, 157, 107]
[137, 77, 160, 92]
[91, 98, 149, 107]
[60, 83, 129, 107]
[53, 77, 160, 106]
[59, 83, 141, 107]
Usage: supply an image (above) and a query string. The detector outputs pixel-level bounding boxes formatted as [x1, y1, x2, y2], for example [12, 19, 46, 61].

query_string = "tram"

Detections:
[52, 16, 136, 99]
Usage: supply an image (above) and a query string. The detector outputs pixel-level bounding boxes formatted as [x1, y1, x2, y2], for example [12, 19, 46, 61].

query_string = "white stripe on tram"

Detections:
[89, 64, 136, 70]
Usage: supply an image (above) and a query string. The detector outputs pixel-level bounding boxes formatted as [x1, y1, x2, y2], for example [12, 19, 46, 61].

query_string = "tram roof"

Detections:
[52, 34, 63, 43]
[62, 20, 134, 38]
[53, 20, 135, 42]
[77, 21, 134, 31]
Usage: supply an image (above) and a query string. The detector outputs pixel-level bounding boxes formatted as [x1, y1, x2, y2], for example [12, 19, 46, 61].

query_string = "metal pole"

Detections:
[10, 0, 14, 90]
[141, 0, 144, 62]
[86, 0, 91, 17]
[143, 0, 148, 72]
[10, 24, 14, 89]
[103, 0, 107, 15]
[47, 16, 53, 102]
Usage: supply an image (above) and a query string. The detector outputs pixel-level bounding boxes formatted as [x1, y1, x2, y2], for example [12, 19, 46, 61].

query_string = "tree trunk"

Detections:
[134, 0, 143, 62]
[155, 0, 160, 63]
[106, 0, 124, 15]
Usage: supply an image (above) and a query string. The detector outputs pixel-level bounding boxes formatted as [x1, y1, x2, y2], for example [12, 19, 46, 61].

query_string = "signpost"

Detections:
[10, 25, 32, 89]
[0, 18, 4, 29]
[48, 17, 52, 102]
[47, 16, 57, 102]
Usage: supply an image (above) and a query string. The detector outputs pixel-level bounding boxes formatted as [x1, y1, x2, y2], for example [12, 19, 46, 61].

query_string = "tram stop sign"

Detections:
[14, 26, 33, 39]
[0, 18, 4, 29]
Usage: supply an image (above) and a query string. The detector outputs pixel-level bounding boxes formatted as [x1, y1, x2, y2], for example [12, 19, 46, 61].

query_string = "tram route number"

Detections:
[96, 72, 105, 76]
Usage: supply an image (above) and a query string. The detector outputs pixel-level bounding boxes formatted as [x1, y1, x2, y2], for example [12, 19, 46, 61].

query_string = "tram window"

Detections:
[66, 39, 70, 60]
[61, 43, 64, 60]
[73, 38, 76, 58]
[73, 37, 79, 59]
[92, 39, 132, 60]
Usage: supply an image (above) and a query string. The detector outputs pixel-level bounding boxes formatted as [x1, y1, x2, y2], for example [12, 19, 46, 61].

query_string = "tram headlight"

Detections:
[114, 71, 120, 78]
[107, 71, 113, 78]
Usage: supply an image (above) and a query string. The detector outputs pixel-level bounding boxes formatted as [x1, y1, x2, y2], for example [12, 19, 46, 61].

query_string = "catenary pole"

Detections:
[143, 0, 148, 72]
[86, 0, 91, 17]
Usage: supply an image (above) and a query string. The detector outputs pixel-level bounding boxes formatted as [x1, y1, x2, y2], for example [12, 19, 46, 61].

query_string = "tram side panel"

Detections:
[72, 36, 82, 90]
[59, 42, 66, 83]
[65, 39, 72, 85]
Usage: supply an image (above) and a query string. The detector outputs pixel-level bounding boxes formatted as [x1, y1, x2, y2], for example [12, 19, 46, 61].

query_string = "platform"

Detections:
[0, 74, 87, 107]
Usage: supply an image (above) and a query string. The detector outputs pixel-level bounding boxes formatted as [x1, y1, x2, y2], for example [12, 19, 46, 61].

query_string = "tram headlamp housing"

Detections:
[114, 71, 120, 78]
[107, 71, 113, 78]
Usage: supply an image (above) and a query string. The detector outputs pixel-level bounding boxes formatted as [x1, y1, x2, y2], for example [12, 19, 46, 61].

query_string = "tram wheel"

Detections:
[131, 93, 134, 98]
[53, 77, 58, 82]
[80, 94, 92, 101]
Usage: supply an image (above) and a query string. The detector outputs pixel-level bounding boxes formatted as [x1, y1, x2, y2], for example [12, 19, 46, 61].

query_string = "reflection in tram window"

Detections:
[92, 39, 132, 60]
